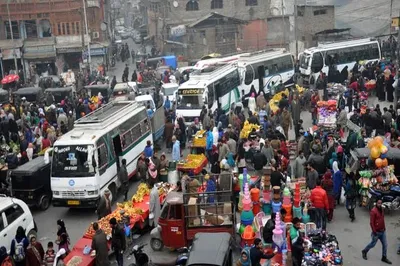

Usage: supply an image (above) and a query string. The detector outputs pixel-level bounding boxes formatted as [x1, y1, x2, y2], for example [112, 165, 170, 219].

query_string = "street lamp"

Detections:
[82, 0, 92, 73]
[6, 0, 19, 74]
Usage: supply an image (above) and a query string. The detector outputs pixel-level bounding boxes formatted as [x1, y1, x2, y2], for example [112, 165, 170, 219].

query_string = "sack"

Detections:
[340, 189, 346, 204]
[13, 238, 26, 262]
[1, 257, 12, 266]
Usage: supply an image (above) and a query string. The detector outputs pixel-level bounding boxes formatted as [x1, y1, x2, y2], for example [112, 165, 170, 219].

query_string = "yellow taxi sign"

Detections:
[392, 17, 400, 27]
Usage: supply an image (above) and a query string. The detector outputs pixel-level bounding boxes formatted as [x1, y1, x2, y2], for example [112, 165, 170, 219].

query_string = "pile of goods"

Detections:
[240, 120, 261, 139]
[365, 79, 376, 90]
[295, 84, 306, 96]
[327, 83, 346, 99]
[66, 256, 83, 266]
[268, 89, 289, 114]
[317, 100, 337, 128]
[177, 154, 207, 174]
[303, 230, 342, 265]
[192, 130, 206, 147]
[132, 183, 151, 203]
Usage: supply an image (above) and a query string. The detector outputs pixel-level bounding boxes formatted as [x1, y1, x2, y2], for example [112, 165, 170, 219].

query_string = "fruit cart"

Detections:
[190, 130, 206, 154]
[64, 183, 160, 266]
[177, 154, 208, 175]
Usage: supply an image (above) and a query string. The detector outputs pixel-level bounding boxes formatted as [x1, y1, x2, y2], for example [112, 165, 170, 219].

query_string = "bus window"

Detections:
[97, 143, 108, 175]
[311, 52, 323, 73]
[244, 65, 254, 85]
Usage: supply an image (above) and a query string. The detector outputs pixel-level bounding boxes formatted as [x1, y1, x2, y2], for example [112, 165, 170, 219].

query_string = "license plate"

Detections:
[67, 200, 80, 205]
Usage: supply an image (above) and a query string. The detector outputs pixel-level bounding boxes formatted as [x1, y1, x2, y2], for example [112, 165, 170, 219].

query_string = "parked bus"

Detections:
[175, 63, 241, 125]
[238, 49, 295, 94]
[299, 38, 381, 86]
[51, 101, 152, 208]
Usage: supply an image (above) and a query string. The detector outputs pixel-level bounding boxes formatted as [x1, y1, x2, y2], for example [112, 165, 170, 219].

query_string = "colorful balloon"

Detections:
[381, 153, 387, 159]
[375, 158, 383, 168]
[376, 136, 384, 145]
[382, 158, 388, 167]
[380, 145, 388, 154]
[370, 147, 380, 159]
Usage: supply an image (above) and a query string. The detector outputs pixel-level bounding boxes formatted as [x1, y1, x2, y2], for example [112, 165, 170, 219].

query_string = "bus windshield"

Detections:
[300, 53, 310, 69]
[52, 145, 95, 177]
[177, 94, 202, 109]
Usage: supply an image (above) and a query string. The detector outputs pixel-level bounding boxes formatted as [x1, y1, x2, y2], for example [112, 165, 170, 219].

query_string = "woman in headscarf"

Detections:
[147, 160, 158, 187]
[0, 246, 8, 264]
[248, 93, 256, 114]
[321, 170, 335, 222]
[332, 161, 343, 206]
[345, 172, 357, 222]
[210, 145, 220, 174]
[54, 248, 66, 266]
[212, 127, 219, 146]
[236, 248, 251, 266]
[10, 226, 29, 266]
[25, 235, 45, 266]
[56, 220, 70, 254]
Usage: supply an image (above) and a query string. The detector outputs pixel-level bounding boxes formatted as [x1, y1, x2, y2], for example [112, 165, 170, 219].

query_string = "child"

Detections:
[236, 247, 251, 266]
[43, 242, 55, 266]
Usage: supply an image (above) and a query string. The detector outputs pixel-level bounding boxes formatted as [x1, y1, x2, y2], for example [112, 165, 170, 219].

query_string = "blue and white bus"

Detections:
[238, 49, 295, 95]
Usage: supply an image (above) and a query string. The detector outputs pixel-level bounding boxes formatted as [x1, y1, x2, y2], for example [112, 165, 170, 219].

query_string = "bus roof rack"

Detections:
[317, 38, 375, 48]
[190, 62, 236, 79]
[74, 101, 142, 130]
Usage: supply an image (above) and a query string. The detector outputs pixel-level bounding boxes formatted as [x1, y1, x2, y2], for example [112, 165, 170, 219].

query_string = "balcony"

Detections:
[0, 0, 83, 17]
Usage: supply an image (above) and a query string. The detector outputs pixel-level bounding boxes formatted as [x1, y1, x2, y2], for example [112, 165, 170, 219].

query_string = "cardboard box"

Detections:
[205, 212, 224, 225]
[187, 197, 198, 225]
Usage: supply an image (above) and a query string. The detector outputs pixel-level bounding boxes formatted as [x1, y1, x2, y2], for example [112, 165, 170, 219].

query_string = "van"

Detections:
[0, 195, 37, 252]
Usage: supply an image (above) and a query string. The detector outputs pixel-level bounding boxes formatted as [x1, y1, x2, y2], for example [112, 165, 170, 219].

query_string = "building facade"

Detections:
[144, 0, 271, 60]
[0, 0, 109, 81]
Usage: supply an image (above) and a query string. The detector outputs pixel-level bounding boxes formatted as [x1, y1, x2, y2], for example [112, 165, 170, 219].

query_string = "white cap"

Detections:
[21, 97, 26, 100]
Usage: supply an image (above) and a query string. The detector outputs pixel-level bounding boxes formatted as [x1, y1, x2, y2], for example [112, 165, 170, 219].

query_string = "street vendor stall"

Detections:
[64, 183, 168, 266]
[190, 130, 206, 154]
[317, 100, 337, 129]
[177, 154, 208, 175]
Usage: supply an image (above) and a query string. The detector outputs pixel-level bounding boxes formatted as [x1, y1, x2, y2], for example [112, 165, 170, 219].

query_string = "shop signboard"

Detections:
[24, 45, 56, 59]
[83, 48, 107, 58]
[0, 49, 21, 60]
[170, 25, 186, 37]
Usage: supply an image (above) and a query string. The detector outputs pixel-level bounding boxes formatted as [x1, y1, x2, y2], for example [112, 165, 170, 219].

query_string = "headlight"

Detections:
[53, 191, 60, 196]
[87, 190, 98, 196]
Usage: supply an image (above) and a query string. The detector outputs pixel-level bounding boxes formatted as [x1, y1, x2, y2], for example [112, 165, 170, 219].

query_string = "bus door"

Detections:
[112, 134, 122, 169]
[257, 65, 265, 94]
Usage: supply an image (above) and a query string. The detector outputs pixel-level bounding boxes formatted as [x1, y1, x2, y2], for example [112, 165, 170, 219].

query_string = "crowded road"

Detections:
[31, 40, 400, 265]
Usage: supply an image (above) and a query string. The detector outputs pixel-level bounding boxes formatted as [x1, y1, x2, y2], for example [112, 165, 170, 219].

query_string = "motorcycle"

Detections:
[367, 184, 400, 211]
[128, 244, 189, 266]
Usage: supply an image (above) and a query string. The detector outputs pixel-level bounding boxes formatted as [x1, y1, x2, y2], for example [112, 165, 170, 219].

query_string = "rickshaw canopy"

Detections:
[10, 156, 50, 177]
[44, 86, 73, 93]
[186, 233, 232, 266]
[14, 87, 42, 95]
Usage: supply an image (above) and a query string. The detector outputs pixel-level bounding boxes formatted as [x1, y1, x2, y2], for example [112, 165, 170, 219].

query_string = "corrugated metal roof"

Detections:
[297, 0, 335, 6]
[187, 12, 246, 28]
[0, 39, 23, 49]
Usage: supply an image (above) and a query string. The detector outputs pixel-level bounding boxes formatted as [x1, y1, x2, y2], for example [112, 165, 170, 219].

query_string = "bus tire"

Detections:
[108, 184, 117, 203]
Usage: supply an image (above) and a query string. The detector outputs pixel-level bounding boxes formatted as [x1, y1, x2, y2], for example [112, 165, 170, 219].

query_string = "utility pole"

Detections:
[82, 0, 92, 73]
[281, 0, 286, 48]
[6, 0, 18, 75]
[294, 0, 298, 57]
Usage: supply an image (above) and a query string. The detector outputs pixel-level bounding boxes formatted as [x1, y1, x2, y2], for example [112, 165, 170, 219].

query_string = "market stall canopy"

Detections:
[1, 74, 20, 85]
[13, 87, 42, 95]
[0, 39, 23, 50]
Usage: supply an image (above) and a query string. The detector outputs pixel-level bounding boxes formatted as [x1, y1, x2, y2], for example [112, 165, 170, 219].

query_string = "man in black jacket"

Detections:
[109, 218, 126, 266]
[250, 238, 277, 266]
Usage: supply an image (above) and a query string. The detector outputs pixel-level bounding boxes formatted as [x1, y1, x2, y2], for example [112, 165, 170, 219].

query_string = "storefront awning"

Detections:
[56, 43, 83, 54]
[55, 35, 88, 54]
[0, 39, 23, 50]
[23, 37, 56, 60]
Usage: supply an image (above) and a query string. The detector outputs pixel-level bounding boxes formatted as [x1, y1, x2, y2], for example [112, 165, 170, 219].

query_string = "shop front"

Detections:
[83, 42, 109, 74]
[0, 39, 24, 80]
[55, 36, 87, 74]
[23, 38, 56, 80]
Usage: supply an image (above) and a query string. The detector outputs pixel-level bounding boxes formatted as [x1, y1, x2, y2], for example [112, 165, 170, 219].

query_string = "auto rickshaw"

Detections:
[39, 75, 61, 89]
[150, 174, 235, 251]
[44, 86, 74, 103]
[0, 89, 9, 104]
[84, 84, 111, 103]
[185, 233, 233, 266]
[112, 83, 136, 101]
[13, 87, 44, 103]
[9, 156, 51, 210]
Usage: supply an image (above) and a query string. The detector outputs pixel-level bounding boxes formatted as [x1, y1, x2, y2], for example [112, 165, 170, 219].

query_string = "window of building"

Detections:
[297, 10, 304, 17]
[4, 21, 20, 39]
[57, 23, 62, 35]
[186, 0, 199, 11]
[25, 20, 38, 38]
[314, 9, 327, 16]
[245, 0, 258, 6]
[211, 0, 223, 9]
[66, 23, 70, 35]
[75, 21, 80, 35]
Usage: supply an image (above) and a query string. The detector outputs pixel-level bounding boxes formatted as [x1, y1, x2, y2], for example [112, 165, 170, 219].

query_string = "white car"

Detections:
[0, 195, 37, 252]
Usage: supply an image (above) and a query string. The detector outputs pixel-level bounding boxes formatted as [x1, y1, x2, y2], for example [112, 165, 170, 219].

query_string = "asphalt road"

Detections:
[32, 51, 400, 265]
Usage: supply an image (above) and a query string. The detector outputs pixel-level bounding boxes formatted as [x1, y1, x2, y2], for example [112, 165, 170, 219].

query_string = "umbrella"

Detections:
[1, 74, 19, 85]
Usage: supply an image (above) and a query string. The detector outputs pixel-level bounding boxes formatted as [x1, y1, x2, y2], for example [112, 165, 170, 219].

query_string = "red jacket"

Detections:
[370, 207, 385, 233]
[310, 186, 329, 211]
